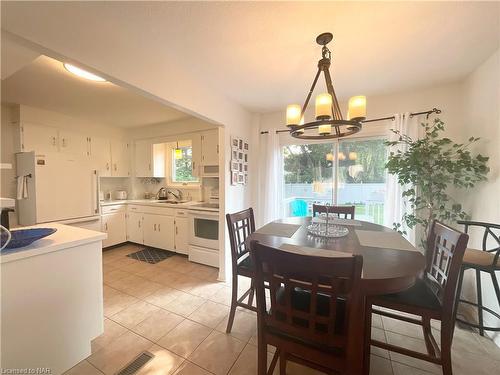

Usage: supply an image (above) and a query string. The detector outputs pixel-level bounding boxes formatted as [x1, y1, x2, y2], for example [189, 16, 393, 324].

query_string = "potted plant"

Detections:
[385, 118, 489, 246]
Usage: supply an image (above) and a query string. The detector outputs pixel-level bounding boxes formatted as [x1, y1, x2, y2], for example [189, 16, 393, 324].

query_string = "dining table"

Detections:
[247, 216, 426, 375]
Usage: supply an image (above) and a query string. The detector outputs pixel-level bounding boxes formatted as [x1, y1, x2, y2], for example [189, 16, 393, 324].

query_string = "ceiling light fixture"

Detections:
[63, 63, 106, 82]
[174, 142, 183, 160]
[286, 33, 366, 139]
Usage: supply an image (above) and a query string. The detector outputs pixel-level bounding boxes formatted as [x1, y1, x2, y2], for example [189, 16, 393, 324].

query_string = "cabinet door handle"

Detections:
[158, 224, 161, 231]
[106, 163, 110, 171]
[62, 138, 67, 147]
[149, 163, 151, 171]
[114, 164, 117, 171]
[52, 136, 56, 146]
[217, 144, 219, 154]
[105, 223, 108, 231]
[175, 226, 178, 235]
[154, 224, 157, 231]
[138, 220, 141, 228]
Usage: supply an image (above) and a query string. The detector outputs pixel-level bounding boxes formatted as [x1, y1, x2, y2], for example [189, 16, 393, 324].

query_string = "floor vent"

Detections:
[116, 351, 154, 375]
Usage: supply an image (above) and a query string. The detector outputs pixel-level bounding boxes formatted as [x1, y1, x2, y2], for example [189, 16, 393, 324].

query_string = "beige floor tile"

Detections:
[102, 263, 117, 273]
[103, 287, 139, 317]
[228, 343, 278, 375]
[208, 285, 234, 306]
[173, 361, 212, 375]
[215, 309, 257, 342]
[149, 269, 184, 285]
[383, 316, 423, 339]
[120, 260, 158, 275]
[91, 318, 128, 353]
[247, 335, 277, 354]
[135, 344, 184, 375]
[372, 313, 384, 329]
[448, 326, 491, 357]
[87, 331, 152, 375]
[392, 361, 435, 375]
[112, 274, 163, 299]
[64, 360, 103, 375]
[386, 332, 441, 374]
[110, 257, 139, 268]
[369, 354, 393, 375]
[111, 301, 160, 329]
[451, 349, 500, 375]
[193, 264, 220, 281]
[286, 361, 327, 375]
[475, 332, 500, 360]
[189, 300, 229, 328]
[173, 260, 200, 274]
[106, 273, 145, 290]
[163, 291, 206, 317]
[188, 331, 246, 375]
[103, 268, 131, 284]
[371, 327, 390, 359]
[170, 274, 206, 292]
[157, 319, 212, 358]
[144, 287, 185, 309]
[190, 281, 226, 299]
[132, 309, 185, 342]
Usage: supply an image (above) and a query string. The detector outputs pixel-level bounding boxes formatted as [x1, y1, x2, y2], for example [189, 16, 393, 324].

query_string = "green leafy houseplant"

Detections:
[385, 118, 489, 246]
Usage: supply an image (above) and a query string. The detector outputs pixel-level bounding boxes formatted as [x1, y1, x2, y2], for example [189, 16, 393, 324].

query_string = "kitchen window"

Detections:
[169, 140, 199, 185]
[282, 137, 387, 224]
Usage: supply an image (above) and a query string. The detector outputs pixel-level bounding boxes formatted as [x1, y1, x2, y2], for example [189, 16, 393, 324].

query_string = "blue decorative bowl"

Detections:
[1, 228, 57, 250]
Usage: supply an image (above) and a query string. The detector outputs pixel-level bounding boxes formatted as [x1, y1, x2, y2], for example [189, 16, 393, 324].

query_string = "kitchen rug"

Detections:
[127, 247, 176, 264]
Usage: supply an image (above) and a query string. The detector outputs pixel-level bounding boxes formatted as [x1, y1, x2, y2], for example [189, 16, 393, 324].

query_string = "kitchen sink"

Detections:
[157, 200, 189, 204]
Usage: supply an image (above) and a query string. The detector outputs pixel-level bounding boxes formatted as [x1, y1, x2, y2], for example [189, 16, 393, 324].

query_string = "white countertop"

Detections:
[1, 223, 107, 264]
[100, 199, 219, 212]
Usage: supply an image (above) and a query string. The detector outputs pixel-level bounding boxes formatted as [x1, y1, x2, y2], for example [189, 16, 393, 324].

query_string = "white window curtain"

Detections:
[384, 112, 420, 245]
[258, 128, 283, 226]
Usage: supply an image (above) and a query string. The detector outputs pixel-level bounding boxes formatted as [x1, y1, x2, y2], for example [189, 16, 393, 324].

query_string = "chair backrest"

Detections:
[226, 208, 256, 265]
[458, 220, 500, 266]
[251, 240, 363, 351]
[312, 204, 355, 219]
[290, 199, 308, 217]
[425, 221, 468, 318]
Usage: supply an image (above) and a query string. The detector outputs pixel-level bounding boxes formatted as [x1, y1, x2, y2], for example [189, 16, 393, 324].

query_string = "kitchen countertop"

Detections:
[99, 199, 219, 212]
[0, 223, 107, 264]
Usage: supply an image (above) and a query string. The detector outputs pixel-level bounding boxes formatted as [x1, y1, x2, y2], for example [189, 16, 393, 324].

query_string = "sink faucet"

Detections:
[167, 188, 183, 201]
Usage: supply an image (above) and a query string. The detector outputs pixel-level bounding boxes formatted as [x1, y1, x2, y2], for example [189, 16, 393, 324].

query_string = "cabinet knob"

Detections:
[138, 221, 141, 228]
[154, 224, 157, 231]
[106, 163, 110, 171]
[158, 224, 161, 231]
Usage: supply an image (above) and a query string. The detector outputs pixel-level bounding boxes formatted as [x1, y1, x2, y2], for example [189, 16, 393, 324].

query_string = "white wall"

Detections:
[459, 50, 500, 345]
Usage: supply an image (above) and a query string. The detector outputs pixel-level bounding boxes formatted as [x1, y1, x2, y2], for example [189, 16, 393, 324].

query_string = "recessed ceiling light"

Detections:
[63, 63, 106, 82]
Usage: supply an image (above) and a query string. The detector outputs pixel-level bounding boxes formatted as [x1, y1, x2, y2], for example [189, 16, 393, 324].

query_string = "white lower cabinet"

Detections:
[101, 212, 127, 248]
[174, 215, 189, 255]
[126, 212, 144, 244]
[143, 214, 175, 250]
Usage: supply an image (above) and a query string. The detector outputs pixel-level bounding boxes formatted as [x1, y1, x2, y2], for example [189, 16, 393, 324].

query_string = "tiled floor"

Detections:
[64, 243, 500, 375]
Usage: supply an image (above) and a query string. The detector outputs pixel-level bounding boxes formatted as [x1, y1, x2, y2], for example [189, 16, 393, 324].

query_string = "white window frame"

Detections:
[166, 139, 200, 188]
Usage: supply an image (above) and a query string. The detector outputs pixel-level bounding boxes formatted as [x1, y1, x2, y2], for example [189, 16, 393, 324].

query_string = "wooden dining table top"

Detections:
[247, 216, 426, 295]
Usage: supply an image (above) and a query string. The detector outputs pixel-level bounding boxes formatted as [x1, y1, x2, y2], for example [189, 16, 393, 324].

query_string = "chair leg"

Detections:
[475, 269, 484, 336]
[440, 323, 453, 375]
[452, 267, 465, 338]
[279, 351, 287, 375]
[491, 271, 500, 307]
[226, 274, 239, 333]
[363, 299, 372, 375]
[258, 336, 268, 375]
[422, 316, 436, 357]
[248, 278, 255, 308]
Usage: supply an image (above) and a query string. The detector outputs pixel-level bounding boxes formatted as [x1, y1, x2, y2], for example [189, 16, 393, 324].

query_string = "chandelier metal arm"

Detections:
[322, 67, 343, 121]
[300, 67, 322, 119]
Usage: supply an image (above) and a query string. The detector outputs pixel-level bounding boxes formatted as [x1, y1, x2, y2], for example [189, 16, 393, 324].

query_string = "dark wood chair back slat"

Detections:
[226, 208, 256, 263]
[312, 204, 355, 219]
[425, 221, 468, 317]
[251, 240, 363, 351]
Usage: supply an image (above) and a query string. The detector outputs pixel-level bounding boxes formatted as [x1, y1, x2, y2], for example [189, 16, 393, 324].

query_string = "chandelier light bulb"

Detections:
[315, 93, 333, 120]
[347, 96, 366, 120]
[286, 104, 302, 126]
[349, 152, 358, 160]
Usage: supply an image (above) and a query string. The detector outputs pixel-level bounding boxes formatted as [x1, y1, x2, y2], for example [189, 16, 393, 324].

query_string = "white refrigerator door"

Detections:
[35, 153, 97, 223]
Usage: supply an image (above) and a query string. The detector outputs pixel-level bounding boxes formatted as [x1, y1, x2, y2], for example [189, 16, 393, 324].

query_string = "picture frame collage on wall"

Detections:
[230, 136, 249, 185]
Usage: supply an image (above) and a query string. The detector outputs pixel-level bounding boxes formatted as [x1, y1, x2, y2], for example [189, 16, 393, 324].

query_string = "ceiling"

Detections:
[1, 54, 190, 128]
[2, 2, 499, 114]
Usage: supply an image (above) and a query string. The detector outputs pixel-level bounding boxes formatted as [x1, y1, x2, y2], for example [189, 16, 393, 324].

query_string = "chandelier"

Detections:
[286, 33, 366, 139]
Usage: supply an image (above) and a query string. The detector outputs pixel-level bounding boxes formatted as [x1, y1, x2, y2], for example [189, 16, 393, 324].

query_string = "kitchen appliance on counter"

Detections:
[16, 152, 100, 226]
[188, 207, 219, 267]
[113, 190, 128, 200]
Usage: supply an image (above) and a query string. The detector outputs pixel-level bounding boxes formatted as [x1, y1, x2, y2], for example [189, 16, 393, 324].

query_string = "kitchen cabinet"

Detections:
[174, 211, 189, 255]
[143, 214, 175, 250]
[89, 137, 112, 176]
[58, 129, 89, 158]
[134, 140, 165, 178]
[111, 140, 130, 177]
[191, 133, 201, 177]
[101, 211, 127, 248]
[201, 129, 219, 166]
[20, 122, 59, 154]
[126, 212, 143, 244]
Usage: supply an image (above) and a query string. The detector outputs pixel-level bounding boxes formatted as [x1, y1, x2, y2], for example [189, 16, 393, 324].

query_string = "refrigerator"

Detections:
[16, 152, 100, 226]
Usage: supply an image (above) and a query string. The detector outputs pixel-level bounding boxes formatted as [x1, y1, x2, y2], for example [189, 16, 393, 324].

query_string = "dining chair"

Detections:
[312, 204, 355, 219]
[250, 240, 363, 375]
[455, 220, 500, 336]
[365, 221, 468, 375]
[225, 208, 257, 333]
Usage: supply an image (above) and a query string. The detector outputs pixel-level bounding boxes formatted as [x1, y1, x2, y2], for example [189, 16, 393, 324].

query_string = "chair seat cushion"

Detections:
[275, 287, 346, 334]
[373, 278, 442, 313]
[237, 255, 253, 271]
[463, 248, 500, 268]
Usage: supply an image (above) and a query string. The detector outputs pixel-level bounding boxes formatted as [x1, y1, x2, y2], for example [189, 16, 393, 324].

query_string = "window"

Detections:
[171, 141, 198, 184]
[282, 137, 387, 224]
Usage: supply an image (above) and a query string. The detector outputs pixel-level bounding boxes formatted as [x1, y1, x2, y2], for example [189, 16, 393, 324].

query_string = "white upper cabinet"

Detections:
[134, 139, 153, 177]
[201, 129, 219, 166]
[89, 137, 112, 176]
[111, 140, 130, 177]
[191, 133, 202, 177]
[58, 129, 89, 158]
[134, 140, 165, 178]
[20, 122, 59, 154]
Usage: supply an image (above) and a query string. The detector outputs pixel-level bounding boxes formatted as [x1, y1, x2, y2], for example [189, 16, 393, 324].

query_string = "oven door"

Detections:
[189, 210, 219, 250]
